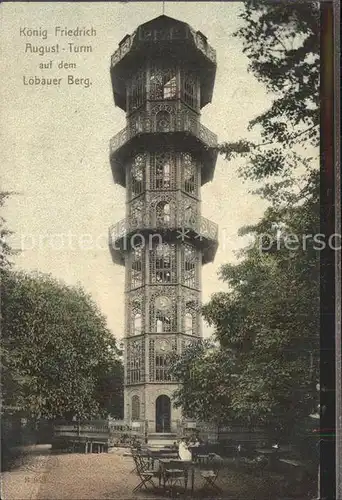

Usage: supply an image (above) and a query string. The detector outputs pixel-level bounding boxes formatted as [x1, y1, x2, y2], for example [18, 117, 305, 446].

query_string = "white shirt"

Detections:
[178, 441, 192, 461]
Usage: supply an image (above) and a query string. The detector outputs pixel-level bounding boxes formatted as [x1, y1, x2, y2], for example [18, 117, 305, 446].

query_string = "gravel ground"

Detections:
[1, 446, 310, 500]
[37, 451, 135, 499]
[1, 445, 53, 500]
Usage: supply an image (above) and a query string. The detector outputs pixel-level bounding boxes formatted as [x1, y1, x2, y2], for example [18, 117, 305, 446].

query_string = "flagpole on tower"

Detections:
[162, 1, 165, 15]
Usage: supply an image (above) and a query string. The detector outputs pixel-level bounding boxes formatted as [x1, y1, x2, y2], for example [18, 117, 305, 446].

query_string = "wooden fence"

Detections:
[108, 419, 146, 445]
[53, 420, 110, 453]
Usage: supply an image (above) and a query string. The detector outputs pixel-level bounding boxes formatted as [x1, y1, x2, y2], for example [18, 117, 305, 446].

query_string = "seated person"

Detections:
[192, 438, 201, 447]
[178, 437, 192, 461]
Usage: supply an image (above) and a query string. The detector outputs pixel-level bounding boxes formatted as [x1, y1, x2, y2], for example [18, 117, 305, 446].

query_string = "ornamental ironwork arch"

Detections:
[155, 200, 171, 226]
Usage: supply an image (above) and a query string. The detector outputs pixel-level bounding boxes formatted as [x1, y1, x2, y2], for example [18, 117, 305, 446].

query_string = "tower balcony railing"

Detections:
[109, 112, 217, 157]
[110, 26, 216, 68]
[109, 214, 218, 246]
[111, 33, 135, 67]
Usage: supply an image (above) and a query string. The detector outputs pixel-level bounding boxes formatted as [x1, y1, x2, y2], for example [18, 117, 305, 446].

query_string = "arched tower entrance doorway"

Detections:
[155, 395, 171, 433]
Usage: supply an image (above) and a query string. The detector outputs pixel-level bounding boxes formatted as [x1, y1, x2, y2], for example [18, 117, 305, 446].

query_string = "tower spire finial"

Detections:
[162, 1, 165, 15]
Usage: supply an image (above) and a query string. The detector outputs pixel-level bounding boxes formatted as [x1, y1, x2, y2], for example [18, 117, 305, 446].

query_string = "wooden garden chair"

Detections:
[198, 456, 222, 494]
[164, 460, 188, 496]
[132, 453, 156, 492]
[130, 448, 139, 474]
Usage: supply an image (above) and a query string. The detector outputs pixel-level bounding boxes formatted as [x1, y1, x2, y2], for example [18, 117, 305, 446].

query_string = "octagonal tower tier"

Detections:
[108, 15, 218, 435]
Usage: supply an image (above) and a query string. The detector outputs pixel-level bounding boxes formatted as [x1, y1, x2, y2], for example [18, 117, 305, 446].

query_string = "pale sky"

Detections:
[0, 1, 271, 339]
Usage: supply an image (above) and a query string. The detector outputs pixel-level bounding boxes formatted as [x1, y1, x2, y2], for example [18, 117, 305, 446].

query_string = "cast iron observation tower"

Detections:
[109, 15, 218, 438]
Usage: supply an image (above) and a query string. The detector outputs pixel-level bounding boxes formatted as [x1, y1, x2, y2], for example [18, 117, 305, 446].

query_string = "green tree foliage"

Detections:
[0, 192, 18, 269]
[206, 181, 319, 431]
[171, 179, 319, 434]
[237, 0, 319, 145]
[170, 340, 236, 425]
[219, 0, 319, 195]
[95, 358, 124, 419]
[170, 1, 320, 440]
[1, 270, 123, 420]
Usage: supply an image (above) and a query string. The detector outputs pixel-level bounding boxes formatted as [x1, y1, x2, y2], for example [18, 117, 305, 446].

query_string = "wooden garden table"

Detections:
[157, 458, 195, 494]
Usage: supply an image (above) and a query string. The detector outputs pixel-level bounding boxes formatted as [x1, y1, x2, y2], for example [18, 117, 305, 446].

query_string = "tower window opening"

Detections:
[150, 67, 177, 101]
[152, 243, 176, 283]
[185, 301, 197, 335]
[156, 313, 172, 333]
[184, 244, 197, 288]
[151, 153, 175, 190]
[155, 353, 171, 381]
[131, 395, 140, 420]
[185, 313, 193, 334]
[184, 205, 196, 227]
[128, 69, 146, 112]
[182, 153, 197, 195]
[156, 251, 171, 283]
[127, 340, 144, 384]
[130, 357, 141, 383]
[131, 300, 143, 335]
[155, 201, 171, 225]
[156, 263, 171, 283]
[133, 313, 142, 335]
[153, 293, 176, 333]
[131, 246, 144, 288]
[163, 76, 177, 99]
[156, 160, 170, 189]
[131, 155, 145, 197]
[182, 72, 197, 110]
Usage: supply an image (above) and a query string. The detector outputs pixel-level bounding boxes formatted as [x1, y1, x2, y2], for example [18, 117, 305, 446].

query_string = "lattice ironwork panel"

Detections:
[110, 24, 216, 67]
[180, 288, 201, 335]
[150, 152, 177, 190]
[148, 287, 177, 334]
[181, 336, 201, 353]
[110, 105, 217, 154]
[181, 70, 199, 111]
[149, 103, 178, 133]
[126, 337, 145, 384]
[181, 243, 200, 289]
[126, 288, 146, 337]
[192, 29, 216, 63]
[146, 192, 178, 228]
[180, 196, 199, 228]
[181, 152, 200, 197]
[129, 245, 145, 290]
[149, 336, 178, 382]
[128, 153, 147, 199]
[149, 338, 155, 381]
[150, 242, 177, 285]
[198, 216, 218, 240]
[130, 111, 145, 135]
[128, 68, 146, 113]
[124, 254, 130, 290]
[150, 65, 177, 101]
[129, 196, 145, 230]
